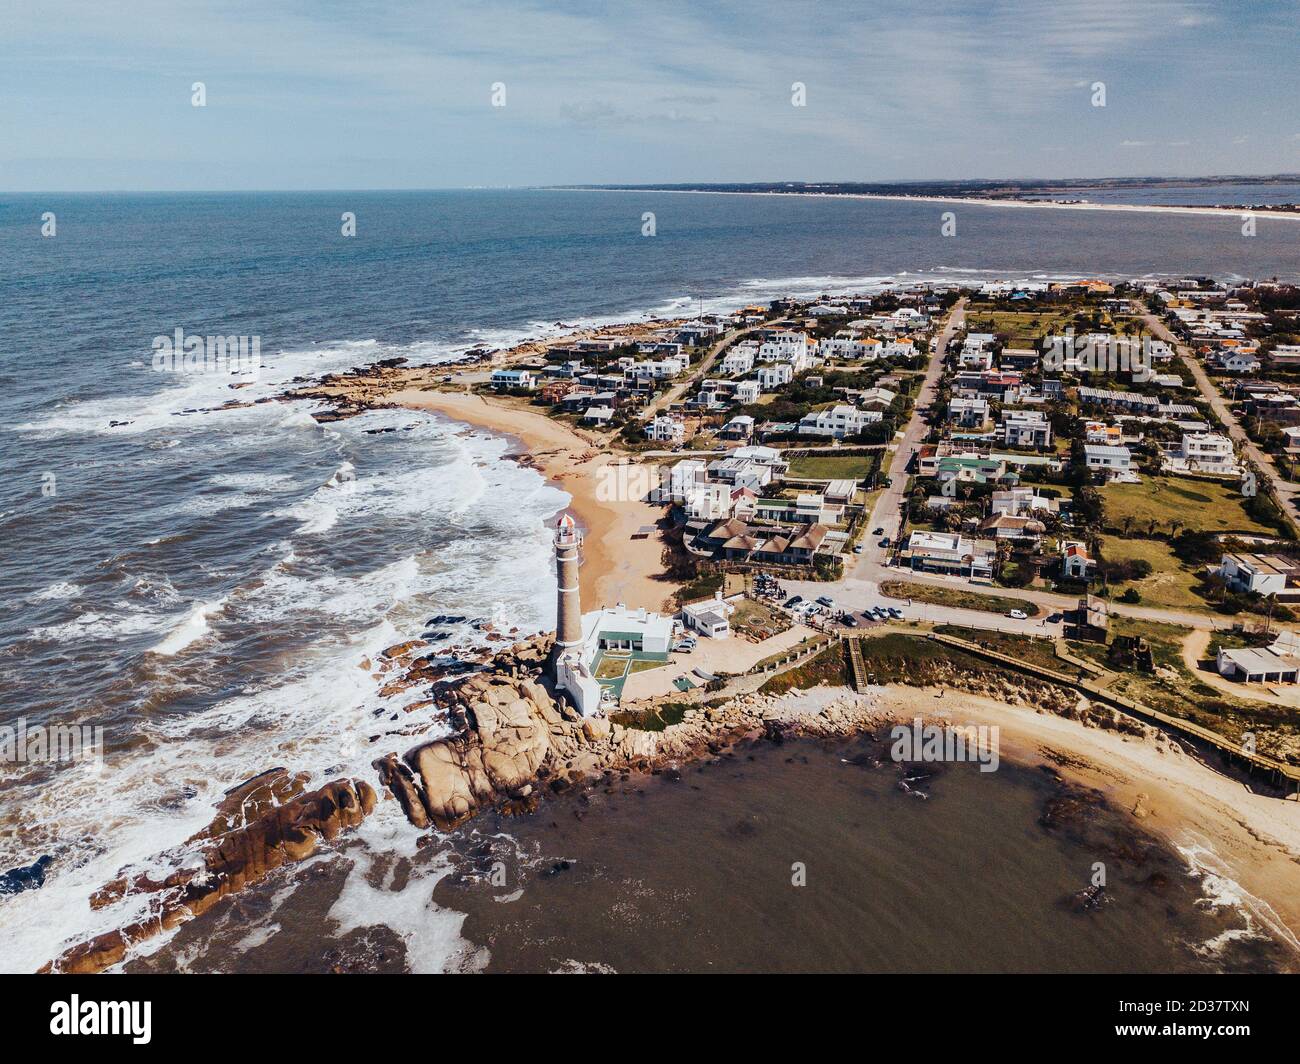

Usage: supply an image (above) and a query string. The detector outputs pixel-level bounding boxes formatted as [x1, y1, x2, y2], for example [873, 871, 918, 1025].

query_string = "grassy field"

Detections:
[880, 580, 1042, 618]
[933, 625, 1063, 670]
[786, 453, 879, 480]
[759, 643, 847, 694]
[1098, 536, 1206, 611]
[1101, 476, 1276, 536]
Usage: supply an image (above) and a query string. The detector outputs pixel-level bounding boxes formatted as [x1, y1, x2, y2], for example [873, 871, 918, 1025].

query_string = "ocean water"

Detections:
[2, 189, 1299, 973]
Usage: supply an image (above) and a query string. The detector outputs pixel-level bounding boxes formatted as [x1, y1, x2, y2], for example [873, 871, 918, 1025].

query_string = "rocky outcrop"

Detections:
[376, 635, 893, 833]
[42, 770, 375, 974]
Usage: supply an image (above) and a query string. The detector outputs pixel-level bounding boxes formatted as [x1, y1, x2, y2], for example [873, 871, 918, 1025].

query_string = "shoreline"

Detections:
[388, 388, 675, 613]
[549, 185, 1300, 221]
[881, 688, 1300, 953]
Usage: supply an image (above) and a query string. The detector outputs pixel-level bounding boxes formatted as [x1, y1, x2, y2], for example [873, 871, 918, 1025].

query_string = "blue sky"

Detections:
[2, 0, 1298, 190]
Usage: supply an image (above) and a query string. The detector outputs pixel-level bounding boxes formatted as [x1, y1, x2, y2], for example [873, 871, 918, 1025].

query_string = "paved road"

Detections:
[849, 296, 966, 575]
[641, 324, 765, 420]
[1143, 310, 1300, 528]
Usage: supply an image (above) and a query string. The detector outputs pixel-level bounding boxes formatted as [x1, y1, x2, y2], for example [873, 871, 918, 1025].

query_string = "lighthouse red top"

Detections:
[555, 512, 581, 543]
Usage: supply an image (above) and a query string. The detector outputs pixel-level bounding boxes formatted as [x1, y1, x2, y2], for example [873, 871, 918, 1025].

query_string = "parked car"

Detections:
[784, 595, 803, 608]
[1008, 609, 1028, 620]
[853, 545, 864, 554]
[816, 596, 836, 608]
[841, 615, 858, 628]
[872, 527, 884, 535]
[673, 641, 695, 653]
[879, 537, 890, 548]
[888, 607, 903, 619]
[1047, 612, 1063, 624]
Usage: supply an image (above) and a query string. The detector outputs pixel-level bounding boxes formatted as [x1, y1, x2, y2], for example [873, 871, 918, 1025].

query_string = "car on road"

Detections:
[853, 544, 864, 554]
[1007, 609, 1028, 620]
[1046, 612, 1063, 624]
[879, 537, 890, 548]
[872, 527, 884, 535]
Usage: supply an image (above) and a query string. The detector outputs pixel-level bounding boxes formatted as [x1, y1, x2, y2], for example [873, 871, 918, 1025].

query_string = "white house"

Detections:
[949, 397, 989, 428]
[1001, 409, 1053, 449]
[491, 368, 537, 391]
[797, 405, 881, 439]
[669, 458, 708, 501]
[645, 415, 685, 444]
[1082, 444, 1132, 475]
[819, 336, 881, 361]
[1217, 553, 1295, 596]
[756, 363, 793, 389]
[721, 346, 756, 375]
[1061, 541, 1096, 581]
[758, 331, 811, 363]
[681, 593, 735, 638]
[1168, 432, 1237, 475]
[734, 379, 761, 403]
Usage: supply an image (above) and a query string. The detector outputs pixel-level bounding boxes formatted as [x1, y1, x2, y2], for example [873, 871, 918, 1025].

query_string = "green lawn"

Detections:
[1101, 476, 1276, 536]
[786, 453, 878, 480]
[1098, 537, 1205, 611]
[880, 580, 1041, 618]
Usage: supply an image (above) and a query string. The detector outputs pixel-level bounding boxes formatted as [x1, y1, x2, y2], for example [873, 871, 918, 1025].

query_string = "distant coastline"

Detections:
[546, 180, 1300, 219]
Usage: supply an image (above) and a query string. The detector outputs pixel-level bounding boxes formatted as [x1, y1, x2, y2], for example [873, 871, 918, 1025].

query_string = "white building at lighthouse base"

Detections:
[554, 604, 675, 716]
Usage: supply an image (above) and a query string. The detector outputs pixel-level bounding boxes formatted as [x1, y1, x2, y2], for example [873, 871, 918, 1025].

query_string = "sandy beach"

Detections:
[389, 388, 676, 612]
[882, 685, 1300, 953]
[554, 186, 1300, 221]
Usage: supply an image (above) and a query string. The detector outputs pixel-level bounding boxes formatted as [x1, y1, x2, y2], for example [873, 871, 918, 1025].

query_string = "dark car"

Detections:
[872, 527, 884, 535]
[841, 615, 858, 628]
[1047, 612, 1063, 624]
[784, 595, 803, 608]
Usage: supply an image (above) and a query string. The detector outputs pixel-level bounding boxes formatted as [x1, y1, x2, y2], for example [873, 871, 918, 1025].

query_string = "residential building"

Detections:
[1168, 432, 1237, 475]
[903, 530, 995, 581]
[1082, 444, 1133, 475]
[797, 404, 881, 439]
[490, 368, 537, 391]
[1000, 409, 1053, 449]
[645, 415, 685, 444]
[948, 397, 990, 429]
[681, 594, 734, 638]
[1060, 541, 1096, 581]
[1217, 553, 1297, 596]
[1217, 632, 1300, 685]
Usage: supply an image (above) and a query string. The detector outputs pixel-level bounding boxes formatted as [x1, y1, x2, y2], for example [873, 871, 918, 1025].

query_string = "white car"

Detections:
[1007, 609, 1028, 620]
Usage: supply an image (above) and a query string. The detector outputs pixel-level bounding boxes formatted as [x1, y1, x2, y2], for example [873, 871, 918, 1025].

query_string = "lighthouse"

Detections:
[553, 512, 583, 653]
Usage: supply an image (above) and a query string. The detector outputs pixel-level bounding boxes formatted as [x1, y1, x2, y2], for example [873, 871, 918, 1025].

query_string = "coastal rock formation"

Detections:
[376, 636, 893, 833]
[42, 770, 375, 974]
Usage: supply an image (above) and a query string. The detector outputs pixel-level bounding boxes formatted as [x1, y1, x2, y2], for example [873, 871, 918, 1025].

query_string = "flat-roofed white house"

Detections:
[645, 415, 685, 443]
[756, 363, 793, 389]
[681, 593, 734, 638]
[721, 347, 756, 375]
[1166, 432, 1238, 475]
[1001, 409, 1053, 449]
[903, 530, 995, 581]
[819, 336, 881, 361]
[948, 397, 990, 428]
[1217, 631, 1300, 685]
[1082, 443, 1132, 476]
[1217, 553, 1297, 596]
[797, 404, 881, 439]
[491, 368, 538, 391]
[734, 379, 761, 403]
[669, 458, 708, 502]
